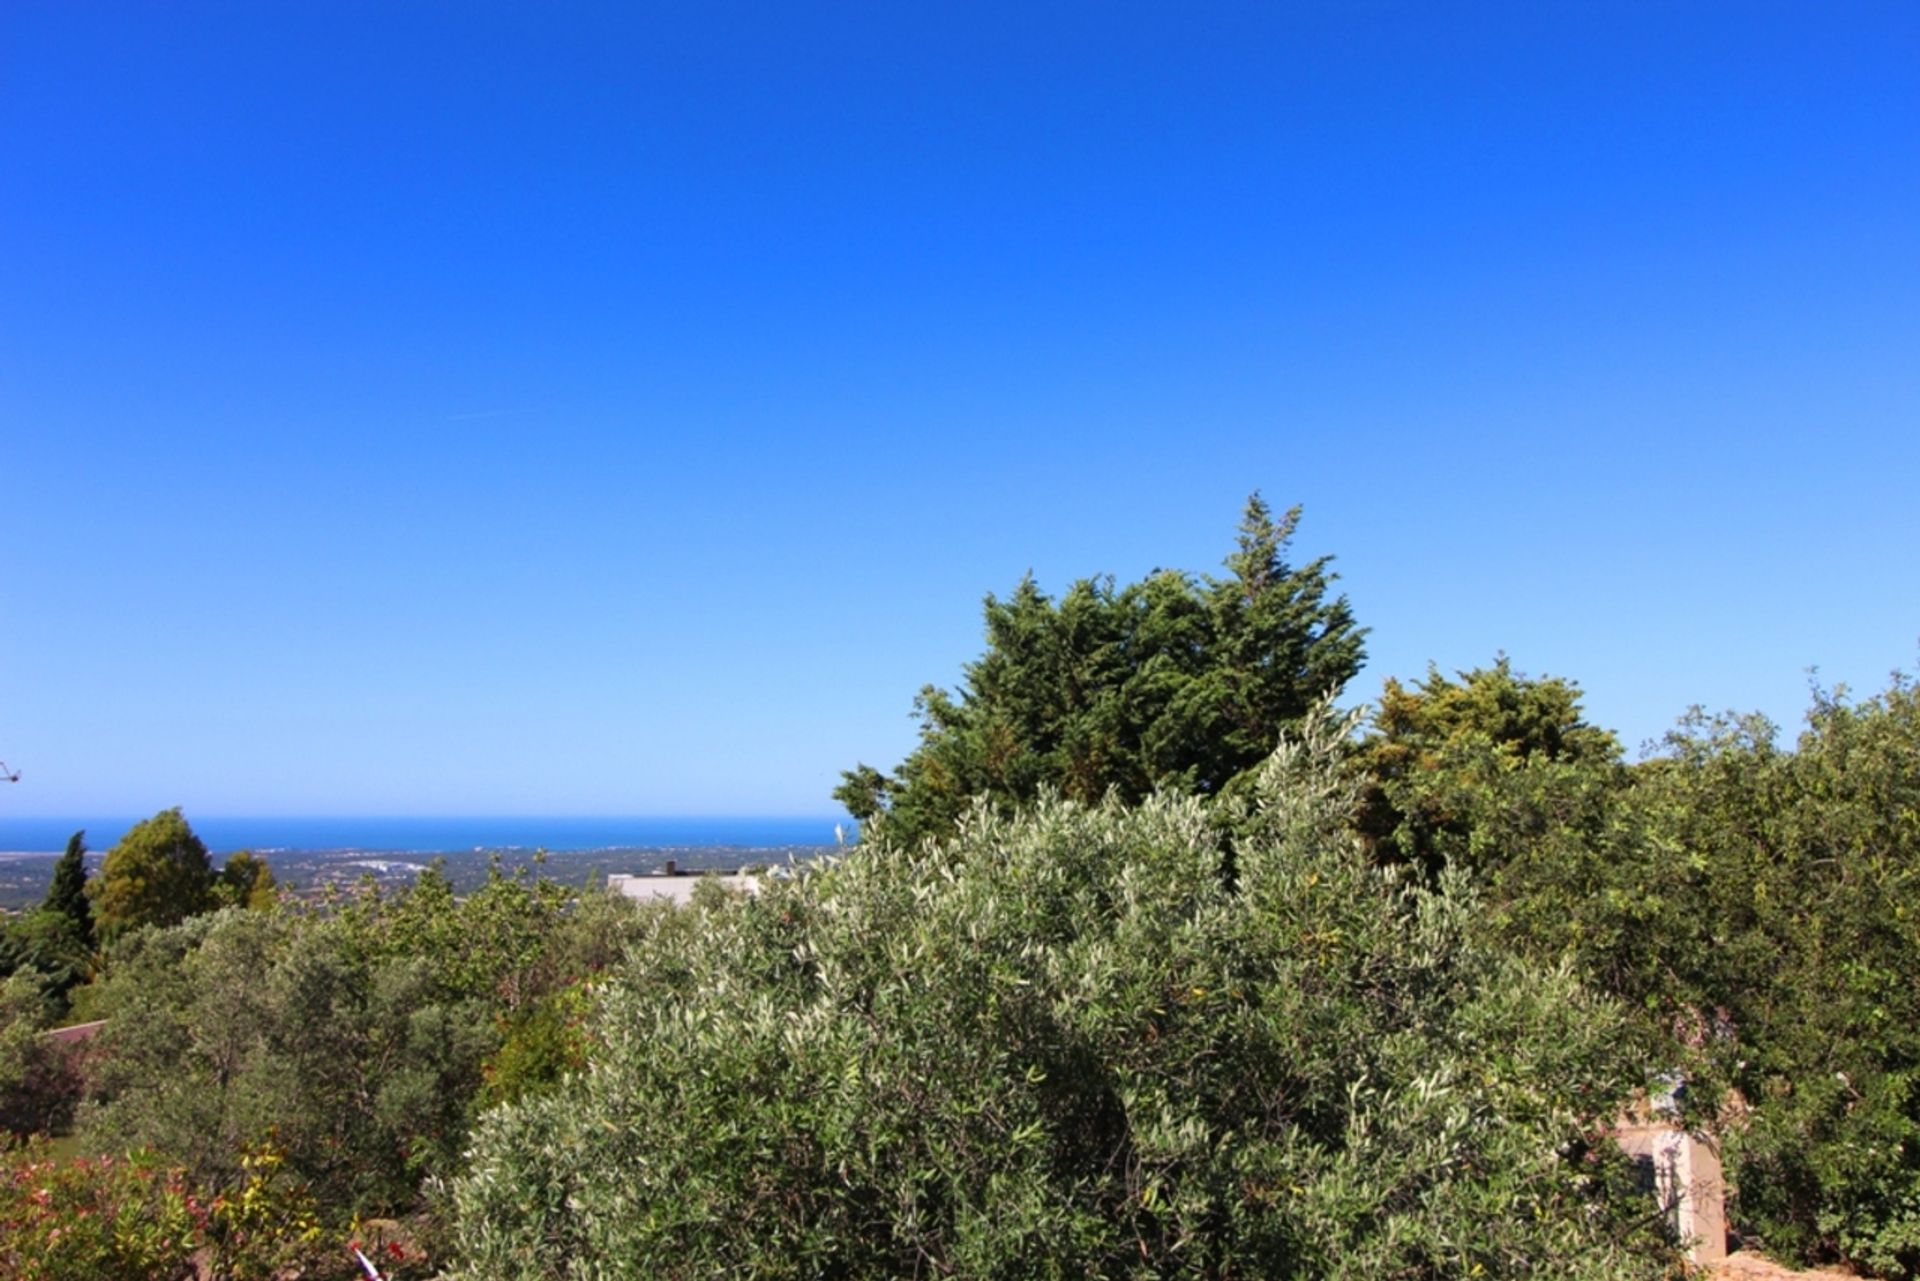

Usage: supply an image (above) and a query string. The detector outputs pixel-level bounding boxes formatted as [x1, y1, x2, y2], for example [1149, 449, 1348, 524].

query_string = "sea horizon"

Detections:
[0, 814, 850, 857]
[0, 814, 853, 912]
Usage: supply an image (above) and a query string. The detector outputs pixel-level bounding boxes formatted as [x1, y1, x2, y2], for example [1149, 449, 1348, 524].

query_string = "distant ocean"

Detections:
[0, 816, 848, 912]
[0, 815, 846, 855]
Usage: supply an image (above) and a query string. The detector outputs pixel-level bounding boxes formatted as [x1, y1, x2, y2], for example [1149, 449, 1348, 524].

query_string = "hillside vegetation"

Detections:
[4, 501, 1918, 1279]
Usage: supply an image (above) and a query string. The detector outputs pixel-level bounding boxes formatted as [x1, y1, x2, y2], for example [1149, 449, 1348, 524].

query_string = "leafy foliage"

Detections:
[86, 807, 216, 940]
[78, 862, 641, 1224]
[0, 904, 93, 1135]
[0, 1140, 200, 1281]
[1637, 681, 1920, 1276]
[1377, 667, 1920, 1276]
[203, 1139, 330, 1281]
[480, 979, 597, 1108]
[0, 910, 92, 1006]
[43, 831, 92, 948]
[22, 542, 1911, 1277]
[214, 849, 278, 911]
[0, 973, 84, 1137]
[452, 713, 1667, 1280]
[836, 496, 1366, 846]
[0, 1135, 356, 1281]
[1354, 658, 1625, 877]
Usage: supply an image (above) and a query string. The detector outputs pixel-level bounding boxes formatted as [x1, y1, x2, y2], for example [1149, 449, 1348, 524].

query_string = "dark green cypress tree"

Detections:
[835, 495, 1367, 845]
[43, 829, 93, 946]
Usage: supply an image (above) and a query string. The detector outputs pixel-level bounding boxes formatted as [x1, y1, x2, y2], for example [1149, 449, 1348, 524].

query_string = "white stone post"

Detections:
[1617, 1123, 1727, 1265]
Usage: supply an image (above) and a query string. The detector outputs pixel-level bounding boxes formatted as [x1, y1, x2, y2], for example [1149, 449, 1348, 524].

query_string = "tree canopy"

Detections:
[86, 808, 216, 939]
[454, 714, 1667, 1280]
[836, 495, 1366, 845]
[1354, 657, 1624, 874]
[43, 830, 92, 948]
[1348, 664, 1920, 1275]
[213, 849, 277, 911]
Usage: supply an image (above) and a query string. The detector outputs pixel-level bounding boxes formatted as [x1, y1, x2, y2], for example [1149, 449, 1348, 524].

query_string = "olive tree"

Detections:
[451, 711, 1669, 1280]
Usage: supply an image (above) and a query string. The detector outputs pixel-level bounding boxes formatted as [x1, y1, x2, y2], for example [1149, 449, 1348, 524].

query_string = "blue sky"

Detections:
[3, 3, 1915, 818]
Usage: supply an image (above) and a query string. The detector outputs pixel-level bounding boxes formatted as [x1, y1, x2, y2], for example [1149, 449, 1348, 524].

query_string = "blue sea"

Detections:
[0, 816, 848, 912]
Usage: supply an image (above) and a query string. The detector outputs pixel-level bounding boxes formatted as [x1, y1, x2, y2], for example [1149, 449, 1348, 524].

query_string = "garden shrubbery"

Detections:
[0, 1141, 201, 1281]
[450, 713, 1671, 1280]
[5, 500, 1916, 1276]
[47, 858, 649, 1272]
[1362, 664, 1920, 1275]
[1644, 681, 1920, 1276]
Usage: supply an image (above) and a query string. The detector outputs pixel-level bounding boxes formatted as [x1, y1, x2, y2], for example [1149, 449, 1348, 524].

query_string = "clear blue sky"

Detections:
[3, 3, 1915, 818]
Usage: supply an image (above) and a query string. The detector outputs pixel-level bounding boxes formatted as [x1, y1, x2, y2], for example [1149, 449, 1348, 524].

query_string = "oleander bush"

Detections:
[0, 1135, 378, 1281]
[450, 712, 1670, 1280]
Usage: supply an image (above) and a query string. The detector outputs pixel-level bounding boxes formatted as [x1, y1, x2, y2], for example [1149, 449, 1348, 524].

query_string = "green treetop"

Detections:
[213, 849, 278, 911]
[1354, 657, 1624, 874]
[836, 495, 1366, 845]
[87, 808, 215, 939]
[43, 830, 92, 947]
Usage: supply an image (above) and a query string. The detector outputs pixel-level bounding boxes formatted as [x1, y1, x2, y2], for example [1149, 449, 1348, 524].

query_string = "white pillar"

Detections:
[1618, 1123, 1727, 1264]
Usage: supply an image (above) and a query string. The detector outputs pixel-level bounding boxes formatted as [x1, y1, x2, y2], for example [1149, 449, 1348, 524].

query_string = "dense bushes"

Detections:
[0, 1134, 398, 1281]
[0, 1141, 202, 1281]
[451, 713, 1669, 1280]
[0, 974, 84, 1137]
[1647, 682, 1920, 1275]
[9, 656, 1917, 1275]
[70, 860, 646, 1257]
[1360, 666, 1920, 1275]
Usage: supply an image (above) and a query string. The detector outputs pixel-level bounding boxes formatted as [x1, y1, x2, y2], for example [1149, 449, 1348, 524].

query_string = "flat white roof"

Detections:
[606, 871, 759, 907]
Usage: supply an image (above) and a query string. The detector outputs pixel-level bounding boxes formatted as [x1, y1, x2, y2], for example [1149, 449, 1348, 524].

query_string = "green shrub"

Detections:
[77, 863, 644, 1224]
[0, 1139, 200, 1281]
[1, 909, 93, 1004]
[0, 1135, 362, 1281]
[481, 979, 598, 1108]
[1392, 669, 1920, 1276]
[0, 972, 84, 1137]
[203, 1138, 329, 1281]
[450, 711, 1669, 1279]
[1667, 680, 1920, 1276]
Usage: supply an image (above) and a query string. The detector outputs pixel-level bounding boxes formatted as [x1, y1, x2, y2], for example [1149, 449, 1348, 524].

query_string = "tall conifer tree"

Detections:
[43, 829, 93, 946]
[836, 495, 1366, 844]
